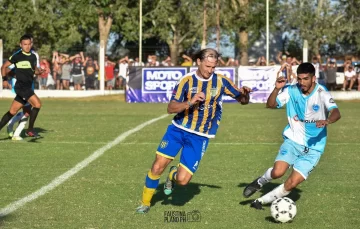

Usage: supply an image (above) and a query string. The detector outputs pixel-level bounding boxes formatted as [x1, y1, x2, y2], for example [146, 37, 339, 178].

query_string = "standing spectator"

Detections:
[105, 55, 116, 90]
[83, 56, 98, 90]
[39, 58, 50, 90]
[256, 56, 267, 66]
[312, 55, 321, 80]
[52, 51, 62, 90]
[60, 55, 72, 90]
[342, 65, 356, 91]
[324, 58, 337, 91]
[69, 53, 84, 90]
[118, 56, 129, 89]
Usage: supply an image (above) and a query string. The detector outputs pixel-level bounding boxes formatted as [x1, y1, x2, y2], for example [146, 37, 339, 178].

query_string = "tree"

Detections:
[221, 0, 280, 65]
[146, 0, 203, 64]
[280, 0, 348, 58]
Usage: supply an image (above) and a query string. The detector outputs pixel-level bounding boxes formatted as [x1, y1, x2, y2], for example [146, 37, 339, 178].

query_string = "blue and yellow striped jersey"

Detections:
[171, 72, 241, 138]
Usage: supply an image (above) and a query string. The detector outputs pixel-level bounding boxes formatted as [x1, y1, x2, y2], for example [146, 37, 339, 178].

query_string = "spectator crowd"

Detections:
[2, 50, 360, 91]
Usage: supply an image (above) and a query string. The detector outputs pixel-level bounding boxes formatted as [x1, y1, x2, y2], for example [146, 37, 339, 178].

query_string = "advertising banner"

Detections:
[238, 66, 279, 103]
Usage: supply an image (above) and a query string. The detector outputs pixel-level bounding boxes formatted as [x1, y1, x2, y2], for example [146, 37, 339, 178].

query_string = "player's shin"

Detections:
[28, 108, 40, 129]
[0, 111, 15, 131]
[258, 167, 273, 186]
[8, 112, 23, 127]
[142, 170, 161, 206]
[13, 116, 29, 137]
[258, 184, 290, 204]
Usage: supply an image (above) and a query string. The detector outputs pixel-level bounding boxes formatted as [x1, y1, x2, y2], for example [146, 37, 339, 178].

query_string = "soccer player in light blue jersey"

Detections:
[243, 63, 341, 210]
[136, 48, 252, 213]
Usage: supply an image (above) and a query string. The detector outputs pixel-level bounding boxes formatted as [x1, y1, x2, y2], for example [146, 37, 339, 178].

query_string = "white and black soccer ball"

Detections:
[270, 197, 297, 223]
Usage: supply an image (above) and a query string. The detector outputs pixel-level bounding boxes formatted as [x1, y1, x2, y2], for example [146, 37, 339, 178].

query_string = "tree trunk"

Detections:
[98, 14, 113, 53]
[168, 29, 179, 65]
[238, 0, 248, 66]
[216, 0, 220, 52]
[201, 0, 207, 49]
[239, 29, 248, 65]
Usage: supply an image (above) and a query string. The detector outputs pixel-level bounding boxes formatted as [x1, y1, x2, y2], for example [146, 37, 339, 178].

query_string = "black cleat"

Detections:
[243, 177, 262, 198]
[250, 199, 264, 210]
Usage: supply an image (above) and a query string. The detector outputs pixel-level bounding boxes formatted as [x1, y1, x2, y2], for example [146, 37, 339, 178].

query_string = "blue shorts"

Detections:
[156, 124, 209, 175]
[275, 138, 322, 179]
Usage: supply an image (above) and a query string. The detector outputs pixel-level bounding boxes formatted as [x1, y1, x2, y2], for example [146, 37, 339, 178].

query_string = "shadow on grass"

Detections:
[238, 182, 302, 206]
[151, 182, 221, 207]
[0, 127, 50, 142]
[26, 127, 50, 143]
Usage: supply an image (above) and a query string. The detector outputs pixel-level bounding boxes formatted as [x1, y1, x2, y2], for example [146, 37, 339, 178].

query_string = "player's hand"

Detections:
[191, 92, 205, 104]
[316, 120, 329, 128]
[275, 76, 286, 90]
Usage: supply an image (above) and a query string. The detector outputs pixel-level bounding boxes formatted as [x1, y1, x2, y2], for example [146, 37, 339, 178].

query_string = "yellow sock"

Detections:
[141, 170, 160, 206]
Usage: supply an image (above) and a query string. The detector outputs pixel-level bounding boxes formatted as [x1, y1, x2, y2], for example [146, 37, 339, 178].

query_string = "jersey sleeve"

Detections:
[276, 87, 290, 108]
[8, 53, 19, 64]
[171, 77, 189, 102]
[322, 91, 338, 111]
[222, 76, 241, 98]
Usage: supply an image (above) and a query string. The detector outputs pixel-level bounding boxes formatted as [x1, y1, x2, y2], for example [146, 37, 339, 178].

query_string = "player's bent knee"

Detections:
[271, 169, 286, 179]
[151, 164, 166, 175]
[175, 177, 190, 186]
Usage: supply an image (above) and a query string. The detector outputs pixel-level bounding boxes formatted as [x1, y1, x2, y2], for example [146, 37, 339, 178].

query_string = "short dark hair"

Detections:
[20, 35, 32, 43]
[297, 62, 315, 76]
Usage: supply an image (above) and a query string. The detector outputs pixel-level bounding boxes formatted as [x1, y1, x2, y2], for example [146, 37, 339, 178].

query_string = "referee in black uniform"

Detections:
[0, 34, 44, 137]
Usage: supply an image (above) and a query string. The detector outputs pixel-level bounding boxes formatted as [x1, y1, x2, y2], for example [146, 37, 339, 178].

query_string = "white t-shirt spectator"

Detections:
[118, 63, 128, 79]
[344, 70, 356, 80]
[312, 63, 320, 79]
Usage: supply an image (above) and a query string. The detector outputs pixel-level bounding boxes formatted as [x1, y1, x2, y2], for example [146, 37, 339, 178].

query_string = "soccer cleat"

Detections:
[136, 205, 150, 214]
[164, 166, 177, 195]
[11, 136, 23, 141]
[7, 125, 14, 138]
[250, 199, 264, 210]
[25, 130, 40, 138]
[243, 177, 262, 198]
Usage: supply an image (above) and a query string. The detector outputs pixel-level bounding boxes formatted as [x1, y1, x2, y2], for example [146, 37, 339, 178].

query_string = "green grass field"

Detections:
[0, 96, 359, 228]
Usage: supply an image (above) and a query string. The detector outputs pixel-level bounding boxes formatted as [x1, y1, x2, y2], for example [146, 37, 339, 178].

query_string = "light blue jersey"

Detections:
[276, 84, 338, 153]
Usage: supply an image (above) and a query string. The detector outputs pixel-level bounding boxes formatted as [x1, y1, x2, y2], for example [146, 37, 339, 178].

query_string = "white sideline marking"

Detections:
[0, 114, 168, 217]
[36, 141, 360, 146]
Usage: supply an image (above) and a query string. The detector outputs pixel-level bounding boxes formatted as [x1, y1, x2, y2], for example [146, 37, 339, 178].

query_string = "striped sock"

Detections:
[168, 166, 178, 181]
[141, 170, 161, 206]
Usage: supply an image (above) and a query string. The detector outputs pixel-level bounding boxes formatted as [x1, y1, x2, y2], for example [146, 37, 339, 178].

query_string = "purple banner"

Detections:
[238, 66, 278, 103]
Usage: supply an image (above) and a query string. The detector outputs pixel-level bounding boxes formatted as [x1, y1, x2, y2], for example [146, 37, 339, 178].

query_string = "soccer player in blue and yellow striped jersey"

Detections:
[136, 48, 252, 213]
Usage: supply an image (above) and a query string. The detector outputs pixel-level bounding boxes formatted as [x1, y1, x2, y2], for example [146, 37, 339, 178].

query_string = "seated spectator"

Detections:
[343, 65, 356, 91]
[161, 56, 174, 66]
[133, 57, 145, 66]
[226, 58, 238, 67]
[180, 54, 193, 66]
[248, 58, 257, 66]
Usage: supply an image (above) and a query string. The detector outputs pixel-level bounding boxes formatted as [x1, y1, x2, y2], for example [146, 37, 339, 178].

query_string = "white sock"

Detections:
[258, 167, 273, 186]
[258, 184, 290, 205]
[8, 112, 23, 127]
[13, 115, 28, 137]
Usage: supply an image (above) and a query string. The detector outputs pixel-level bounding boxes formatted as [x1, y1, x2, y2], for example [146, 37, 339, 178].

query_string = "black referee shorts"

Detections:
[14, 87, 35, 105]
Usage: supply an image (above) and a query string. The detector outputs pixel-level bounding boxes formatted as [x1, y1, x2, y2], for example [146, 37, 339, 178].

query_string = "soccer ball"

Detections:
[270, 197, 297, 223]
